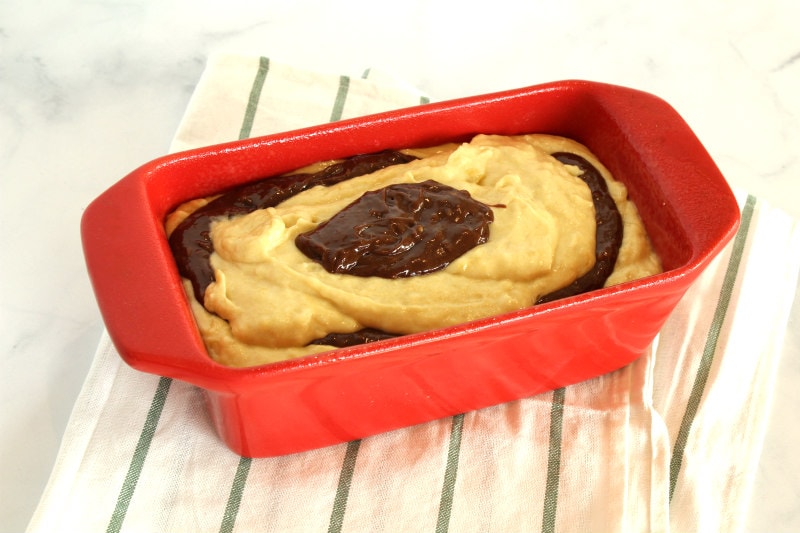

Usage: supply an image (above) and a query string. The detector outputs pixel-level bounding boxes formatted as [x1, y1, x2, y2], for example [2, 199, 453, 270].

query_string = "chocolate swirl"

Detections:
[310, 328, 397, 348]
[295, 180, 494, 278]
[303, 152, 623, 347]
[535, 152, 623, 304]
[169, 147, 623, 350]
[168, 150, 418, 303]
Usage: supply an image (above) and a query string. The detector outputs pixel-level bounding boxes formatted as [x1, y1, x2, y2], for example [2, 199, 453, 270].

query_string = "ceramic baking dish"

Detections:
[81, 80, 740, 457]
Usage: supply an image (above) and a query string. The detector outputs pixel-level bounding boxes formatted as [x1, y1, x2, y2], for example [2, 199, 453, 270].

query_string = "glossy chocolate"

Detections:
[309, 327, 398, 348]
[295, 180, 494, 278]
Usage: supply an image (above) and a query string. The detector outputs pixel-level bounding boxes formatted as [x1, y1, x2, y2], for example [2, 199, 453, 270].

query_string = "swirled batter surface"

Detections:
[166, 134, 662, 367]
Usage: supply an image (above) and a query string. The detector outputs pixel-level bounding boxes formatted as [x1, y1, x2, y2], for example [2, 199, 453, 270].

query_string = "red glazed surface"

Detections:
[81, 81, 740, 457]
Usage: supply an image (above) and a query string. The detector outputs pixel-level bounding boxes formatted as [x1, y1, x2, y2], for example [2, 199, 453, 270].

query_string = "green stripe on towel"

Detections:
[542, 387, 566, 533]
[328, 439, 362, 533]
[330, 75, 351, 122]
[669, 194, 757, 500]
[219, 457, 252, 533]
[436, 413, 465, 533]
[106, 377, 172, 533]
[238, 56, 270, 140]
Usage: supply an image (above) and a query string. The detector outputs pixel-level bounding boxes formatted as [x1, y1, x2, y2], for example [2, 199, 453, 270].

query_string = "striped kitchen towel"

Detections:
[27, 54, 800, 533]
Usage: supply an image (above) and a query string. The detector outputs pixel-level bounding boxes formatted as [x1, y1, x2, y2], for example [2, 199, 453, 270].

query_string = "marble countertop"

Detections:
[2, 1, 798, 531]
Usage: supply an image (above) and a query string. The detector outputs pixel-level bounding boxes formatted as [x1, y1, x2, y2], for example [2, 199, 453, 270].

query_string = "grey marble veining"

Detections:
[1, 1, 798, 531]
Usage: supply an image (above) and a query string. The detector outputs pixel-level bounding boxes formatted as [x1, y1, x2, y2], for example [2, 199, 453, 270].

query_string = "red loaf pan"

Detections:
[81, 80, 740, 457]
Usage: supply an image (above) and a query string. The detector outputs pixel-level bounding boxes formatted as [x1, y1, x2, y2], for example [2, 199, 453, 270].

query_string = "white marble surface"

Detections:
[1, 0, 798, 531]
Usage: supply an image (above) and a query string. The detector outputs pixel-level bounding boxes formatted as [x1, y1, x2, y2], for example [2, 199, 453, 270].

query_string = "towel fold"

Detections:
[27, 54, 800, 533]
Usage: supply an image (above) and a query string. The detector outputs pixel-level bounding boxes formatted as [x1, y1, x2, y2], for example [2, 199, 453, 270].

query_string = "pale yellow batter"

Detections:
[167, 134, 662, 367]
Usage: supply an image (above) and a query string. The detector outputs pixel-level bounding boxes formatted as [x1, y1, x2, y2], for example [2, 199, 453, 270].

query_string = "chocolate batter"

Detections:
[295, 180, 494, 278]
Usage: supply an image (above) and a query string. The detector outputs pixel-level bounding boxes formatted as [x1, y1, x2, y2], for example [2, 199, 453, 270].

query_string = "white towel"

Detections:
[27, 54, 800, 533]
